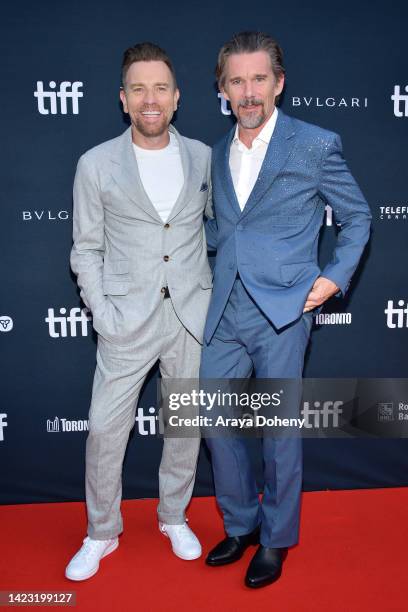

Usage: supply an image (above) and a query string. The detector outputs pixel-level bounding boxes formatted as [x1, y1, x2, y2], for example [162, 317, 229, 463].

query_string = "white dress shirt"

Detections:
[229, 107, 278, 210]
[133, 132, 184, 222]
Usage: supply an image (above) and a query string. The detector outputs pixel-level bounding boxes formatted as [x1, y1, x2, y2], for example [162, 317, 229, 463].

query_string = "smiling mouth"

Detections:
[141, 111, 161, 116]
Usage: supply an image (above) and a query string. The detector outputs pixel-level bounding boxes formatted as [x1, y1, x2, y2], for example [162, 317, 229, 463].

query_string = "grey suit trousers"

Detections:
[86, 296, 201, 540]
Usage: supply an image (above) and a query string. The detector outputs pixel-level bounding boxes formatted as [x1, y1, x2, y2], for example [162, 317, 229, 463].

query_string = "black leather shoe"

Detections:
[206, 527, 260, 566]
[245, 545, 287, 588]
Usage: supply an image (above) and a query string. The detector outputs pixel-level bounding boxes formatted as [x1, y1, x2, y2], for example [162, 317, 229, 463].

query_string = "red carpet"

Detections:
[0, 489, 406, 611]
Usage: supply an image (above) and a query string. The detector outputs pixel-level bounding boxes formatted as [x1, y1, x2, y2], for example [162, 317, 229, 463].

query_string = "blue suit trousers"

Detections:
[200, 278, 314, 548]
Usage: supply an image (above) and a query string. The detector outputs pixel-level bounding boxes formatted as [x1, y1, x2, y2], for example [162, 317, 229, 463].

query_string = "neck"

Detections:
[131, 125, 170, 150]
[237, 107, 275, 149]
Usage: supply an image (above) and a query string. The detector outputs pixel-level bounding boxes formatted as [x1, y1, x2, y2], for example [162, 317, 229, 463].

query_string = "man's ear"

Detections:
[276, 75, 285, 97]
[174, 88, 180, 111]
[119, 88, 128, 113]
[220, 86, 230, 102]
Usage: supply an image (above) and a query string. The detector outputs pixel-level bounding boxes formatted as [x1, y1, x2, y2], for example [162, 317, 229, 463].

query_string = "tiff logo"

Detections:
[385, 300, 408, 328]
[34, 81, 83, 115]
[45, 307, 92, 338]
[391, 86, 408, 117]
[135, 406, 164, 436]
[218, 93, 231, 116]
[0, 414, 7, 441]
[301, 401, 343, 428]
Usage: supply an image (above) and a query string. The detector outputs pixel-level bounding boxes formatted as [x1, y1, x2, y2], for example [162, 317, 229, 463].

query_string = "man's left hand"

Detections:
[303, 277, 339, 312]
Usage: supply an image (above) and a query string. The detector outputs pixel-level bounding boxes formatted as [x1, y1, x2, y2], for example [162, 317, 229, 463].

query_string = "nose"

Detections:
[144, 87, 157, 105]
[244, 79, 253, 99]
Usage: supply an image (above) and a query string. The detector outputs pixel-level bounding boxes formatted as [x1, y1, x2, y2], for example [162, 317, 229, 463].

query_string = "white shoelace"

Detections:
[79, 537, 109, 561]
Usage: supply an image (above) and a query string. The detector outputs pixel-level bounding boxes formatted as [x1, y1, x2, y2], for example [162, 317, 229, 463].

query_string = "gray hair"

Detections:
[216, 31, 285, 94]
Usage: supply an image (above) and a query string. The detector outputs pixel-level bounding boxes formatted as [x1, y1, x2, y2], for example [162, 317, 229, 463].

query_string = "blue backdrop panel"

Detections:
[1, 0, 407, 503]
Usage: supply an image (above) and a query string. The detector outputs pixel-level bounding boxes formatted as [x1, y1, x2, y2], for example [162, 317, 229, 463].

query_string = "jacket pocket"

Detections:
[269, 215, 304, 226]
[103, 280, 129, 295]
[103, 259, 130, 295]
[199, 272, 213, 289]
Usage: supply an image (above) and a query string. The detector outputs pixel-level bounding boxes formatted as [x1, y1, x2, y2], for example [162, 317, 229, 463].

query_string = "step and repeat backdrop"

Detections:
[1, 0, 407, 504]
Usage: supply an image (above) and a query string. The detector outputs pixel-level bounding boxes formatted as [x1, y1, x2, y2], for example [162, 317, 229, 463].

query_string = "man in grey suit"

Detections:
[65, 42, 213, 581]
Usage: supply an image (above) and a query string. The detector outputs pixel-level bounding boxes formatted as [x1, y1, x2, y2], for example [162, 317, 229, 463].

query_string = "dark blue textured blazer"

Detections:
[204, 110, 372, 342]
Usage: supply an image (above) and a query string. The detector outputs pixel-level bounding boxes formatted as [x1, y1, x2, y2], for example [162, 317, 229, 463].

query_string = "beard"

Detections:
[133, 106, 170, 138]
[237, 97, 265, 129]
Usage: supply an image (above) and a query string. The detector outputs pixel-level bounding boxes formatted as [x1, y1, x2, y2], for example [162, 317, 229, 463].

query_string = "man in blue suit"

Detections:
[201, 31, 371, 588]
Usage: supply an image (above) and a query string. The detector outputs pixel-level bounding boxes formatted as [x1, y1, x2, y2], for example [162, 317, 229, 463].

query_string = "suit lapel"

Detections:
[218, 129, 242, 218]
[166, 124, 202, 222]
[110, 127, 164, 223]
[110, 125, 203, 224]
[239, 111, 297, 220]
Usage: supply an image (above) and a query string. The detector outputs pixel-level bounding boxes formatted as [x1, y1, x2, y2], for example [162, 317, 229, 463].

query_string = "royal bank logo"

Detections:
[291, 96, 368, 109]
[391, 85, 408, 117]
[385, 300, 408, 328]
[398, 402, 408, 421]
[22, 210, 70, 222]
[315, 312, 352, 325]
[47, 417, 89, 432]
[378, 205, 407, 221]
[45, 307, 92, 338]
[0, 414, 7, 441]
[34, 81, 83, 115]
[0, 316, 13, 332]
[378, 402, 394, 422]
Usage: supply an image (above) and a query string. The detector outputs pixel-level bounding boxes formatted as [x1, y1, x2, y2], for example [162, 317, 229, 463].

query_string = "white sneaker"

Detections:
[65, 536, 119, 581]
[159, 521, 202, 560]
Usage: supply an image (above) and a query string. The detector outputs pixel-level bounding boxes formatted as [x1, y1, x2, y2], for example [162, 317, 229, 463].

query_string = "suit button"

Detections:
[163, 255, 169, 262]
[164, 223, 170, 229]
[236, 224, 244, 231]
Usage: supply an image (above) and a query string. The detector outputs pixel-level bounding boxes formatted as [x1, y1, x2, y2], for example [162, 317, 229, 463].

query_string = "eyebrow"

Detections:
[129, 82, 170, 87]
[229, 73, 268, 80]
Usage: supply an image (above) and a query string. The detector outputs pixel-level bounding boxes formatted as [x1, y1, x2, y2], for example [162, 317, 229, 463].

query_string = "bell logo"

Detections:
[45, 307, 92, 338]
[391, 85, 408, 118]
[34, 81, 83, 115]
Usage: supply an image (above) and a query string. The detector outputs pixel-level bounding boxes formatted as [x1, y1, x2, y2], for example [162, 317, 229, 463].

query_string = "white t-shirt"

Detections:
[133, 132, 184, 222]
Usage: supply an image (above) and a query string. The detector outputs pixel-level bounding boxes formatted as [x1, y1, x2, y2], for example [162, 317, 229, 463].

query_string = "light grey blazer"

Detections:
[70, 124, 214, 345]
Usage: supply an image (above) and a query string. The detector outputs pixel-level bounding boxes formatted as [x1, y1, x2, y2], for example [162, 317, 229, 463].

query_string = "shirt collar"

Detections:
[232, 107, 279, 149]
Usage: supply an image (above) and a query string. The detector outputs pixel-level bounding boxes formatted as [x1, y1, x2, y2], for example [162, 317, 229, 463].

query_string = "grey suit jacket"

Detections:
[70, 124, 213, 345]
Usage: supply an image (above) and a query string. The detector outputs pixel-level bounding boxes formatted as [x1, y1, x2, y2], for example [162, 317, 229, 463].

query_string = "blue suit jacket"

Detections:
[204, 110, 372, 342]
